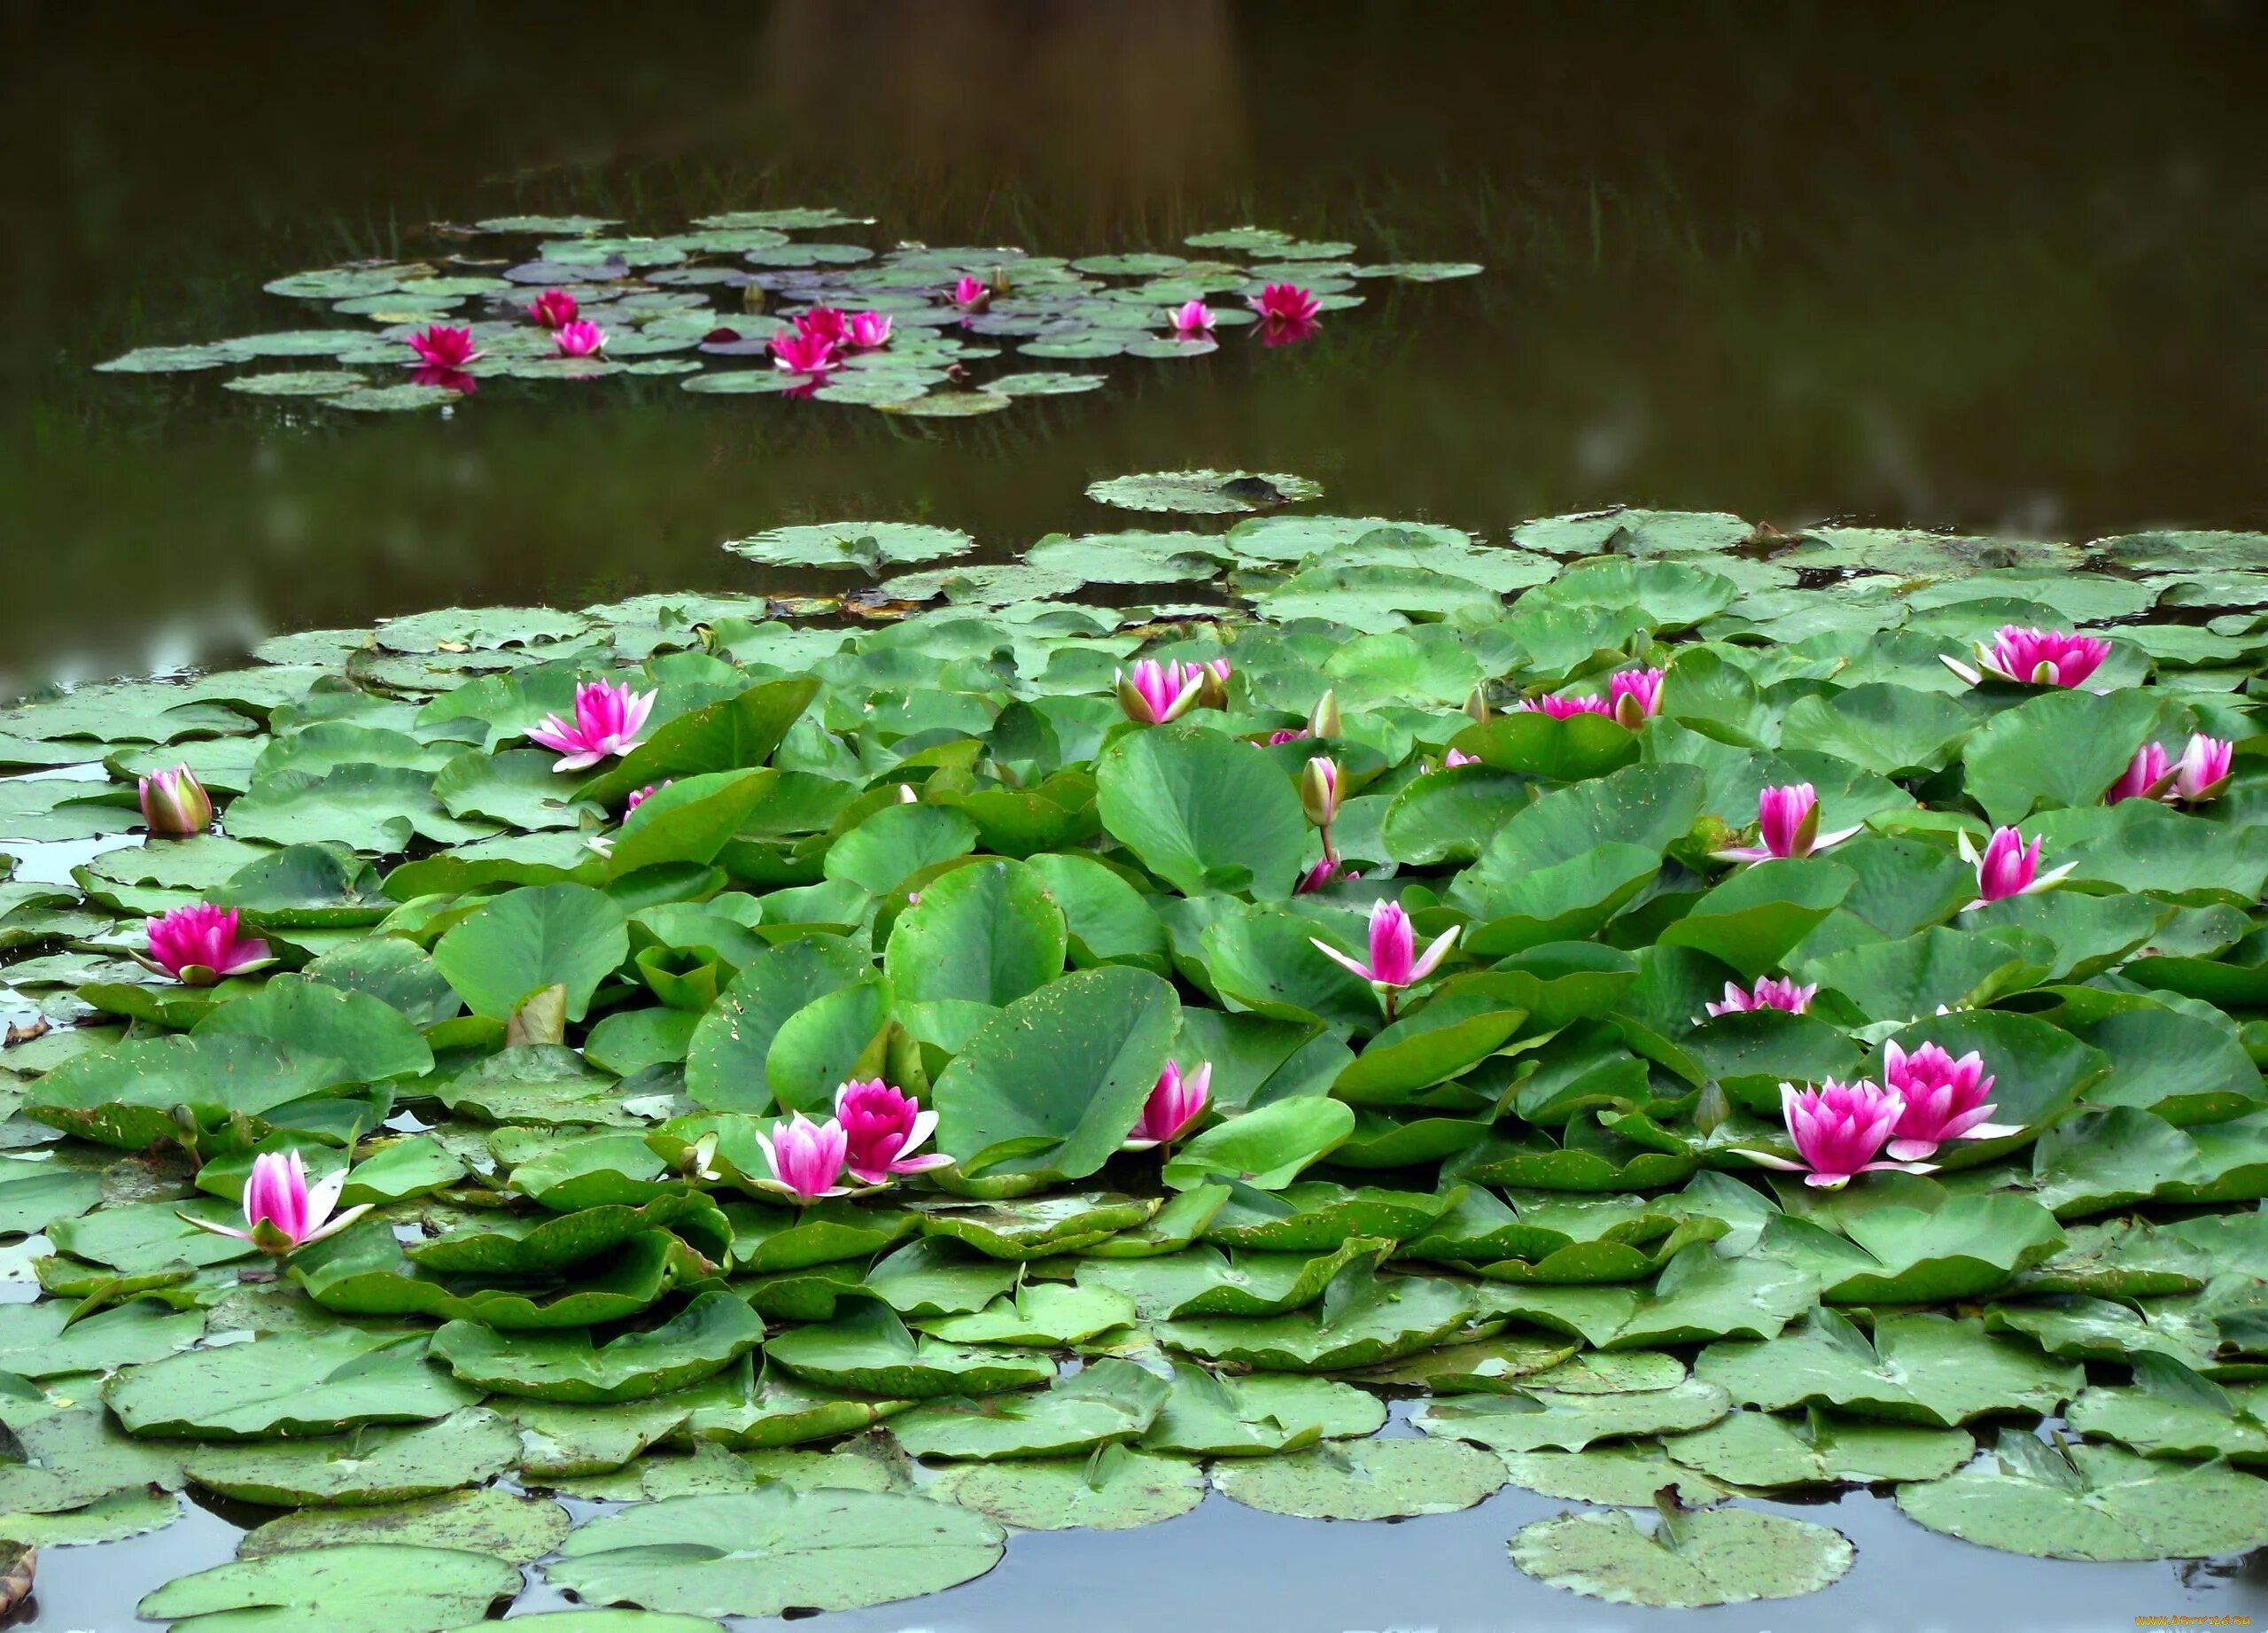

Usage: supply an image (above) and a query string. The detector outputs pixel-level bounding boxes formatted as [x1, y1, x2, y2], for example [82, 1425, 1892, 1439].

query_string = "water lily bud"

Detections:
[1308, 688, 1342, 741]
[1300, 757, 1342, 828]
[1463, 686, 1492, 725]
[138, 765, 213, 837]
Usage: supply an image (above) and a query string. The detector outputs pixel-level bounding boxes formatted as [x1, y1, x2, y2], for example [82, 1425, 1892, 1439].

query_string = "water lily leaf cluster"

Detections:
[1, 501, 2266, 1621]
[94, 214, 1474, 420]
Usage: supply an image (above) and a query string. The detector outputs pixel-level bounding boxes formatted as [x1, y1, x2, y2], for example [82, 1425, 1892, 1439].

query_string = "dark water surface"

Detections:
[7, 4, 2268, 1629]
[9, 1, 2268, 693]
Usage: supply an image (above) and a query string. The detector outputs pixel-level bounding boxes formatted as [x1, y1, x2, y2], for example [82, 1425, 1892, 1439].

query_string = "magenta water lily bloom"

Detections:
[1517, 693, 1612, 720]
[769, 328, 842, 377]
[1188, 657, 1231, 711]
[406, 325, 482, 368]
[1442, 748, 1479, 768]
[845, 311, 894, 349]
[796, 307, 849, 346]
[1168, 299, 1216, 338]
[1609, 668, 1664, 727]
[138, 903, 273, 986]
[752, 1113, 853, 1203]
[553, 320, 607, 358]
[625, 781, 671, 813]
[1705, 976, 1818, 1017]
[1115, 659, 1203, 725]
[2106, 742, 2175, 805]
[1943, 626, 2111, 688]
[1295, 858, 1360, 894]
[1252, 284, 1322, 325]
[527, 680, 656, 772]
[1743, 1079, 1934, 1188]
[951, 275, 990, 312]
[182, 1149, 370, 1256]
[1960, 825, 2073, 911]
[1714, 783, 1861, 864]
[1313, 900, 1459, 1005]
[527, 289, 578, 330]
[138, 764, 213, 837]
[1123, 1060, 1211, 1151]
[2174, 734, 2234, 804]
[1881, 1039, 2017, 1161]
[835, 1079, 951, 1186]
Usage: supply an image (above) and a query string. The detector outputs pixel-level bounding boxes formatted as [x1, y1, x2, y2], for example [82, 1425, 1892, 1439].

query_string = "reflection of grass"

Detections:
[10, 4, 2268, 688]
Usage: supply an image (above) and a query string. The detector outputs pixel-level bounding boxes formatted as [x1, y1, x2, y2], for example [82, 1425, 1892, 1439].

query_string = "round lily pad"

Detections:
[1085, 470, 1324, 515]
[928, 1448, 1205, 1529]
[545, 1488, 1005, 1617]
[1509, 1505, 1855, 1607]
[1213, 1436, 1507, 1519]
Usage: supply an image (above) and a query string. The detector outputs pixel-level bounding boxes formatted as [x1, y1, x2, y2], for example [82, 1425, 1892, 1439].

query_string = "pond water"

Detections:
[13, 2, 2268, 695]
[10, 4, 2268, 1630]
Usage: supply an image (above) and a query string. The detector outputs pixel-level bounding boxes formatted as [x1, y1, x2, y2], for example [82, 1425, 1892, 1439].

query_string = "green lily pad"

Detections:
[928, 1445, 1205, 1529]
[1897, 1433, 2268, 1560]
[1508, 1505, 1854, 1608]
[1085, 470, 1323, 515]
[178, 1407, 519, 1505]
[138, 1544, 521, 1633]
[544, 1489, 1005, 1618]
[429, 1291, 764, 1402]
[763, 1296, 1054, 1397]
[105, 1330, 481, 1438]
[239, 1486, 572, 1563]
[1213, 1436, 1506, 1519]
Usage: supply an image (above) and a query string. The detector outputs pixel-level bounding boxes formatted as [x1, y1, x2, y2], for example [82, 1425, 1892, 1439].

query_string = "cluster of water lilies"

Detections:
[401, 286, 610, 393]
[1740, 1040, 2016, 1188]
[763, 303, 897, 383]
[113, 613, 2256, 1229]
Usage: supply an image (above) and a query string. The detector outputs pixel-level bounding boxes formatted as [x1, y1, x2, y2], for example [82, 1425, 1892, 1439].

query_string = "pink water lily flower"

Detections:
[1881, 1039, 2018, 1161]
[1713, 783, 1862, 864]
[1295, 857, 1361, 893]
[2106, 743, 2174, 805]
[769, 327, 842, 377]
[625, 781, 671, 813]
[1251, 283, 1322, 325]
[1705, 976, 1818, 1017]
[553, 320, 607, 358]
[1123, 1061, 1211, 1151]
[182, 1149, 370, 1256]
[138, 764, 213, 837]
[1177, 657, 1231, 711]
[835, 1079, 951, 1185]
[1442, 748, 1480, 769]
[1168, 299, 1216, 338]
[796, 307, 849, 346]
[2173, 735, 2234, 804]
[528, 289, 579, 330]
[1515, 692, 1612, 720]
[1943, 626, 2111, 689]
[951, 276, 990, 312]
[138, 903, 273, 986]
[1313, 899, 1460, 1001]
[752, 1113, 852, 1203]
[527, 680, 656, 772]
[1608, 668, 1664, 727]
[1267, 727, 1308, 745]
[1960, 826, 2074, 911]
[1741, 1079, 1935, 1189]
[1115, 658, 1204, 726]
[406, 324, 483, 368]
[845, 311, 894, 349]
